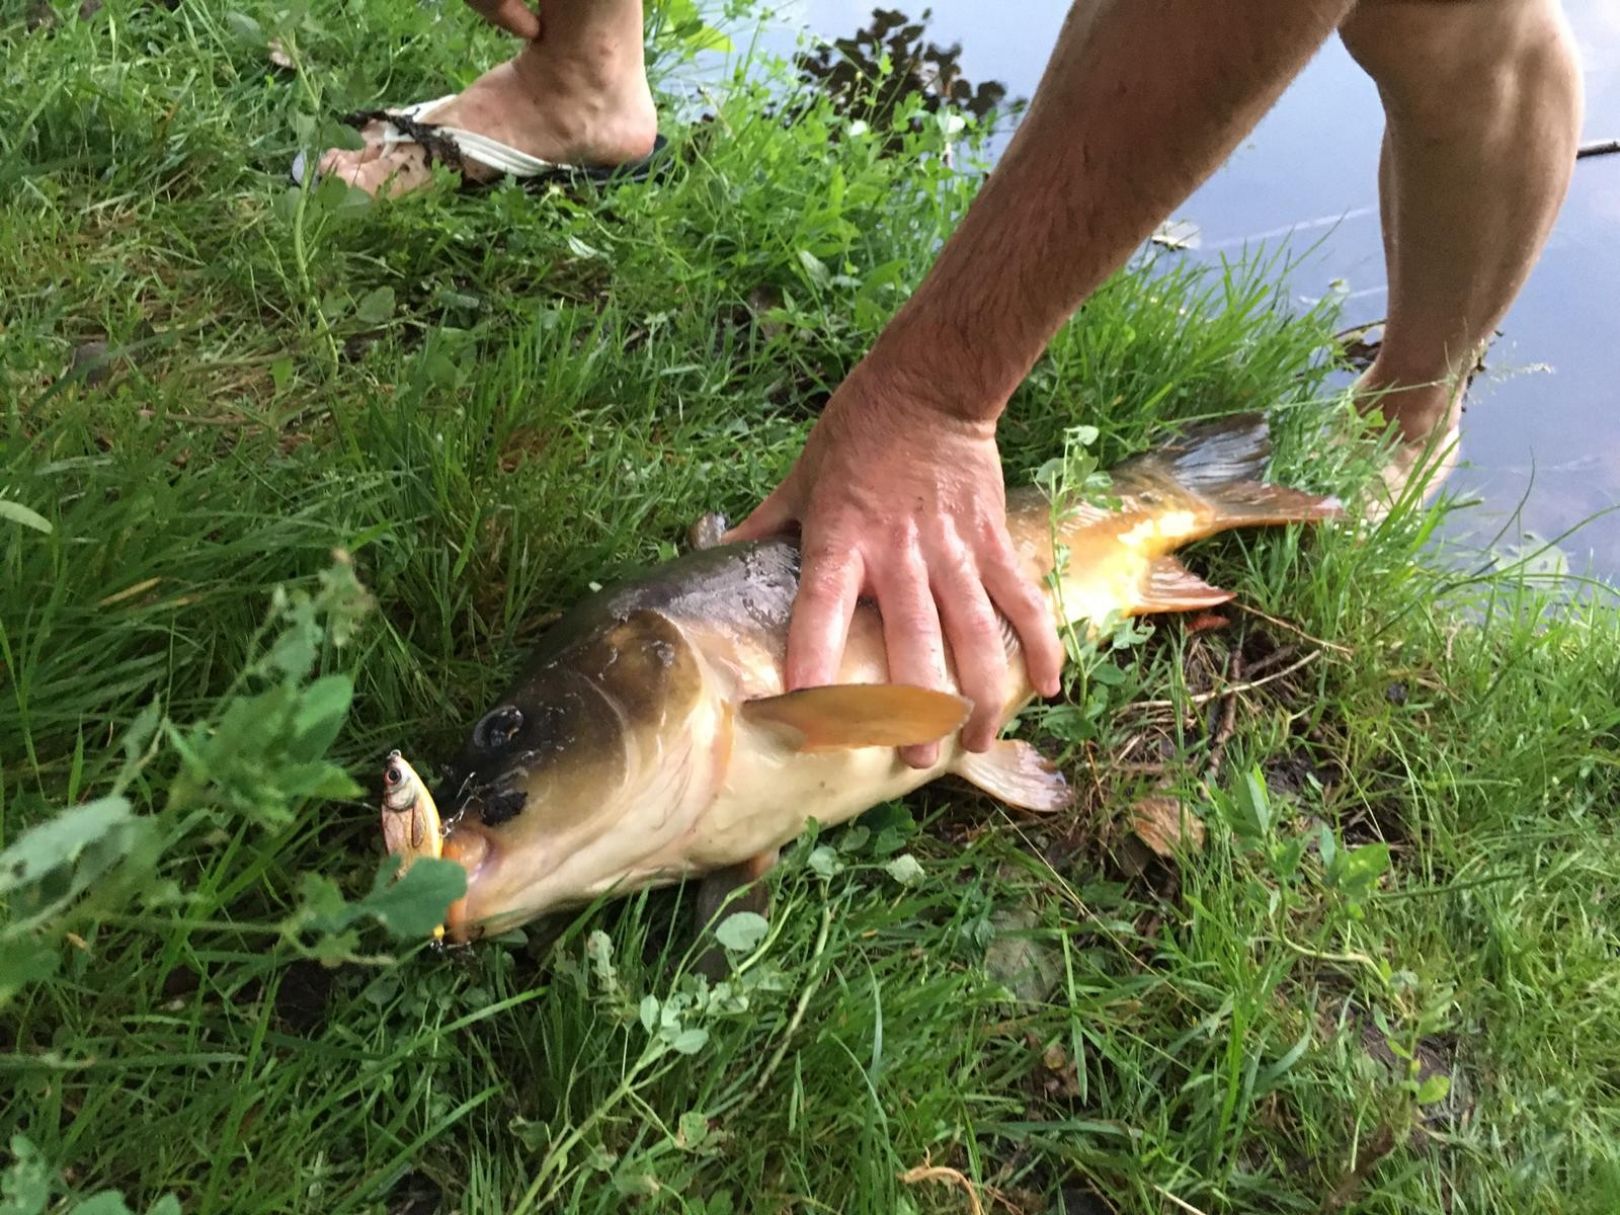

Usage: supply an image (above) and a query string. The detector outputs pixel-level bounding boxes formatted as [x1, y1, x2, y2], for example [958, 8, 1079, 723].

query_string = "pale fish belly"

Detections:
[660, 605, 968, 872]
[685, 728, 955, 869]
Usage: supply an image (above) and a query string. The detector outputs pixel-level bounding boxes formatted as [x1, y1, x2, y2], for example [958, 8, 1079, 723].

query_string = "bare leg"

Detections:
[1339, 0, 1582, 499]
[319, 0, 657, 197]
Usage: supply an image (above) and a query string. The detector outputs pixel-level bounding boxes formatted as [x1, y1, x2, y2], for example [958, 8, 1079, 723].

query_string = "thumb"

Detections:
[461, 0, 542, 39]
[722, 482, 799, 544]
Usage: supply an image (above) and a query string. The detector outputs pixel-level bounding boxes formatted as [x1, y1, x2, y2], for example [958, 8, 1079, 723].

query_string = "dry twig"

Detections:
[1137, 649, 1321, 710]
[1233, 602, 1353, 656]
[1204, 648, 1243, 780]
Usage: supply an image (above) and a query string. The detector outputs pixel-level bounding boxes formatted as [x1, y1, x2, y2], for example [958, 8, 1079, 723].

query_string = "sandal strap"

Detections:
[340, 96, 574, 180]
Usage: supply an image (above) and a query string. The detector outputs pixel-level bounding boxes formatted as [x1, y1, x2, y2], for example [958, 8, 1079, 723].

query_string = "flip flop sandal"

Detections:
[289, 95, 670, 192]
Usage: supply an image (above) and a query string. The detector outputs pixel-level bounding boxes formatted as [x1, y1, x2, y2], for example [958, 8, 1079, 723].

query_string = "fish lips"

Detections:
[439, 821, 492, 944]
[435, 770, 536, 943]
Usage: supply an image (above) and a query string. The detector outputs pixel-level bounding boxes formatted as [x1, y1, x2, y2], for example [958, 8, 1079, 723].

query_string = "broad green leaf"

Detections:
[0, 937, 60, 1003]
[120, 701, 162, 769]
[69, 1194, 134, 1215]
[808, 846, 841, 878]
[796, 249, 831, 287]
[714, 911, 768, 953]
[1, 1135, 51, 1215]
[836, 826, 870, 854]
[0, 797, 131, 895]
[224, 11, 264, 46]
[677, 1109, 710, 1149]
[883, 854, 925, 886]
[292, 872, 354, 935]
[668, 1027, 709, 1055]
[315, 119, 366, 155]
[361, 974, 401, 1007]
[1317, 823, 1338, 871]
[1090, 662, 1127, 687]
[289, 675, 353, 761]
[1337, 842, 1391, 894]
[309, 929, 362, 965]
[275, 760, 362, 802]
[359, 857, 466, 939]
[0, 499, 52, 535]
[267, 625, 319, 683]
[862, 803, 915, 857]
[353, 286, 396, 326]
[1227, 766, 1272, 841]
[1417, 1073, 1451, 1104]
[564, 235, 603, 261]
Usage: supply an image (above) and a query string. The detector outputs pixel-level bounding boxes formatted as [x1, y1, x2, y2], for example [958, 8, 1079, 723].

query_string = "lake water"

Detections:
[743, 1, 1620, 581]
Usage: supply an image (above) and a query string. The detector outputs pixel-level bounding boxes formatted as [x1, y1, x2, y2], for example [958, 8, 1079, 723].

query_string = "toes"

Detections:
[317, 147, 361, 178]
[356, 153, 434, 197]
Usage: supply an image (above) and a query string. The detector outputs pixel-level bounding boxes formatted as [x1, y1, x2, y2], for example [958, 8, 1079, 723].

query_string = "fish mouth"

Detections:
[439, 822, 493, 944]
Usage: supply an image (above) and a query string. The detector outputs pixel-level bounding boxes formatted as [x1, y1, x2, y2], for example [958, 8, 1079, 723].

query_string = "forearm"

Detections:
[868, 0, 1355, 424]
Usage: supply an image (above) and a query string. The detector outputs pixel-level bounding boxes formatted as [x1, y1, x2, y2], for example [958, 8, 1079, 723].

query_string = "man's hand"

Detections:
[463, 0, 540, 39]
[725, 363, 1064, 769]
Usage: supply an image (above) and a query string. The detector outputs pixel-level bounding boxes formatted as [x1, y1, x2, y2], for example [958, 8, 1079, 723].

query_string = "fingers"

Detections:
[980, 543, 1065, 700]
[461, 0, 542, 39]
[872, 550, 950, 769]
[932, 544, 1010, 755]
[785, 544, 864, 692]
[722, 484, 797, 545]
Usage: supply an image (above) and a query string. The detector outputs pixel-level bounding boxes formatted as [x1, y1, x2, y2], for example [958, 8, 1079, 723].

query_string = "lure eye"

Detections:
[474, 706, 525, 752]
[384, 764, 401, 787]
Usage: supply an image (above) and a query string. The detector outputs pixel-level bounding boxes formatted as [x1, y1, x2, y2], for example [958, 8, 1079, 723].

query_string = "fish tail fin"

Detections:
[1121, 412, 1343, 527]
[1030, 412, 1340, 635]
[1195, 479, 1345, 529]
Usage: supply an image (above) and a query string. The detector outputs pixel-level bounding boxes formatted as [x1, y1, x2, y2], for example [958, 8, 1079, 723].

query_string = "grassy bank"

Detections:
[4, 2, 1619, 1212]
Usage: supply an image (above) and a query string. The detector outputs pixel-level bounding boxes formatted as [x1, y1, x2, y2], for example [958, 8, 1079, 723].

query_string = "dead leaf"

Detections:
[1131, 795, 1206, 857]
[898, 1159, 984, 1215]
[1039, 1040, 1081, 1098]
[1150, 218, 1202, 251]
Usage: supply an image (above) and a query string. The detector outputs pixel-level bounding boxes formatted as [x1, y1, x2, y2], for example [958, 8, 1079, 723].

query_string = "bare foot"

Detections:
[318, 22, 656, 197]
[1352, 367, 1464, 521]
[1364, 423, 1463, 522]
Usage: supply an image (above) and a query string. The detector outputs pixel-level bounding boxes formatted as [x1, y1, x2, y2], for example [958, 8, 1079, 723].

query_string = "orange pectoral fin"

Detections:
[1134, 556, 1236, 614]
[741, 684, 972, 751]
[953, 740, 1073, 812]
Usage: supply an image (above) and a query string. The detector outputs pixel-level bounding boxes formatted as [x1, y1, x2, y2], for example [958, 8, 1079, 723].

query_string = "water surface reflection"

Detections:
[756, 1, 1620, 578]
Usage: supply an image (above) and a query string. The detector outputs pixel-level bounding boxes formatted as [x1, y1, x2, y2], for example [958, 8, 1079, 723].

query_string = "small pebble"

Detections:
[70, 340, 112, 386]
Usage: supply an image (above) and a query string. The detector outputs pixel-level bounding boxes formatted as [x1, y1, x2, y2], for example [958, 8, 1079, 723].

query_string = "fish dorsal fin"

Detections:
[741, 684, 971, 751]
[1137, 556, 1235, 614]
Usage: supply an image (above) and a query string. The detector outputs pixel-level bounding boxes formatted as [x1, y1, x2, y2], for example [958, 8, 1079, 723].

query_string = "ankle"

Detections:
[1353, 363, 1462, 445]
[518, 0, 648, 86]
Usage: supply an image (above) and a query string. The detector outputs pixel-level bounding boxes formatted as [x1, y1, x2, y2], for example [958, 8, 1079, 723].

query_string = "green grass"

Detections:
[4, 2, 1620, 1213]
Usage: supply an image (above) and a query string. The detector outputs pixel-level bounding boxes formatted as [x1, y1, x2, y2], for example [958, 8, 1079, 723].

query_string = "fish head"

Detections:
[380, 750, 422, 814]
[436, 609, 727, 942]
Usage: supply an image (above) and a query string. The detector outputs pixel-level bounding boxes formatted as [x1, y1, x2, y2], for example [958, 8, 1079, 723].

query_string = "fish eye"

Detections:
[474, 706, 525, 752]
[384, 765, 401, 786]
